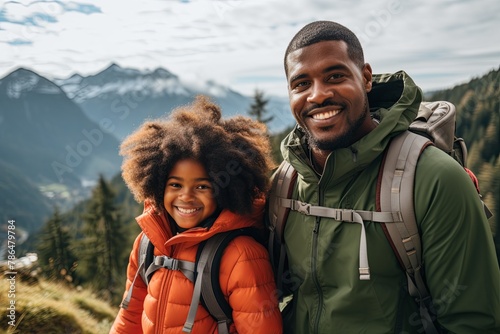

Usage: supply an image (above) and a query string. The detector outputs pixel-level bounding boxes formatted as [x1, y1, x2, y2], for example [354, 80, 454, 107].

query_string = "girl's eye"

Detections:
[197, 184, 212, 190]
[169, 183, 181, 188]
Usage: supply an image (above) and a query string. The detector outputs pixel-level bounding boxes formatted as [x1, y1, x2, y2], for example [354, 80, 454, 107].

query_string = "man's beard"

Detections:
[305, 100, 370, 151]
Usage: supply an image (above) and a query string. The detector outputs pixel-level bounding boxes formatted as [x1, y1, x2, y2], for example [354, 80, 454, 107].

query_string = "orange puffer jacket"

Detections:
[110, 198, 282, 334]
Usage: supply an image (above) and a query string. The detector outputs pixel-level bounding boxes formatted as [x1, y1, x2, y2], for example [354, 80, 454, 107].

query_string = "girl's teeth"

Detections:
[178, 207, 198, 214]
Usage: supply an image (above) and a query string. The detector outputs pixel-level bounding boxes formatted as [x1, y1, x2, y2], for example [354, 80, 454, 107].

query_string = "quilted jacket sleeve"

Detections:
[415, 147, 500, 333]
[109, 233, 148, 334]
[221, 235, 283, 334]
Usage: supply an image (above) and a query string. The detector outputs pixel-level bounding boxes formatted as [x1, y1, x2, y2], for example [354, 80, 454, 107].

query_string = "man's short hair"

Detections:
[284, 20, 365, 76]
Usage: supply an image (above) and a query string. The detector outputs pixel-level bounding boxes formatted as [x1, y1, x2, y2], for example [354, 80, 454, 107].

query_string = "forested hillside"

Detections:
[20, 174, 142, 309]
[428, 67, 499, 259]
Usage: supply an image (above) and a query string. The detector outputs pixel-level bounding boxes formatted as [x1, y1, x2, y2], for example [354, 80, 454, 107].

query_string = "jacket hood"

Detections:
[135, 197, 266, 255]
[281, 70, 422, 185]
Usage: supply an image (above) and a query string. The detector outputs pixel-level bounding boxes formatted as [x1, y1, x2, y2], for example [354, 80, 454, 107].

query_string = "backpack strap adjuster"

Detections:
[336, 209, 353, 222]
[153, 256, 179, 270]
[291, 200, 311, 215]
[144, 255, 196, 282]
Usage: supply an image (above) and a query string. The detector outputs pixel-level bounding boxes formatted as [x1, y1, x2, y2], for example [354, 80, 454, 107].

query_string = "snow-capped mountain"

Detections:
[4, 68, 64, 99]
[54, 64, 191, 103]
[0, 68, 122, 186]
[54, 63, 293, 139]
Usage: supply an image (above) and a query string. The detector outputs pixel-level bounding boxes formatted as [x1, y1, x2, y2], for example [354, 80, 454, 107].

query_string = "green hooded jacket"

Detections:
[280, 71, 500, 334]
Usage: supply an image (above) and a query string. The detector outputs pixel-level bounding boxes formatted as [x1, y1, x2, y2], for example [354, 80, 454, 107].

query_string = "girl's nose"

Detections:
[178, 188, 195, 202]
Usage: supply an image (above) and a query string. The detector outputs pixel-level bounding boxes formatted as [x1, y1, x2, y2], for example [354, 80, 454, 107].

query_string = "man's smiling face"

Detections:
[286, 40, 374, 151]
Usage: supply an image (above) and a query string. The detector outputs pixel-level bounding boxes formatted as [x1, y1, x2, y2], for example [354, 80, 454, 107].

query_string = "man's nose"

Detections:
[307, 81, 334, 105]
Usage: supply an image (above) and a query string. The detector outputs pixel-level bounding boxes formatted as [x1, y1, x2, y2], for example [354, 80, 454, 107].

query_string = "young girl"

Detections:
[110, 96, 282, 334]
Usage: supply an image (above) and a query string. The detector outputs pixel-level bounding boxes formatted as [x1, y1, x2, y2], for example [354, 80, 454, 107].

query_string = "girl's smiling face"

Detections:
[163, 159, 217, 230]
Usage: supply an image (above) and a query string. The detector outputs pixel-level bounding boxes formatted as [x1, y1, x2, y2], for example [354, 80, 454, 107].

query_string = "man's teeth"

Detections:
[312, 109, 341, 120]
[177, 207, 198, 214]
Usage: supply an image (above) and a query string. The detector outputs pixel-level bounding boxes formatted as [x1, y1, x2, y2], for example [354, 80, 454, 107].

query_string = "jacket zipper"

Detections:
[156, 246, 176, 331]
[312, 185, 324, 333]
[287, 147, 327, 333]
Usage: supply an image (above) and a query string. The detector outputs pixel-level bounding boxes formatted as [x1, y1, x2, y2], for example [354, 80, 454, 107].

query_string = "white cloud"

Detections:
[1, 0, 499, 97]
[3, 1, 61, 22]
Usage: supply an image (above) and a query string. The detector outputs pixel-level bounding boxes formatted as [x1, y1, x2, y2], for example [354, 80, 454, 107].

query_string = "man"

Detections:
[276, 20, 500, 333]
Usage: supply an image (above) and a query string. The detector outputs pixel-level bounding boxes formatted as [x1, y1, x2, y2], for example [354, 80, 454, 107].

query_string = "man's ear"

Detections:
[362, 63, 373, 92]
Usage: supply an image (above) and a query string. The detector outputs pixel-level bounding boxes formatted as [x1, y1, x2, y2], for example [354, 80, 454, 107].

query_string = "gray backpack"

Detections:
[267, 101, 492, 334]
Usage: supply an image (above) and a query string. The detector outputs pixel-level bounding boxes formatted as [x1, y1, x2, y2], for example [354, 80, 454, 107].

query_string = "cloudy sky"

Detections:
[1, 0, 499, 97]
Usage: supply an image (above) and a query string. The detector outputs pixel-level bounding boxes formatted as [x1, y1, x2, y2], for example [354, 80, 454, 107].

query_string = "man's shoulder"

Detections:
[414, 144, 480, 205]
[416, 145, 467, 178]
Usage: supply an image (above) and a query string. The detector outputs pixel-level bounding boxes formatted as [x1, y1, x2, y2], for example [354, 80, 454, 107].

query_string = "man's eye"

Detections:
[292, 81, 309, 91]
[329, 73, 344, 80]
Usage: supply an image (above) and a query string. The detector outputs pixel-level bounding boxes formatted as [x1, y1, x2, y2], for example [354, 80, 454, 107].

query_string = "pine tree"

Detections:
[248, 89, 274, 125]
[80, 175, 127, 301]
[36, 206, 77, 282]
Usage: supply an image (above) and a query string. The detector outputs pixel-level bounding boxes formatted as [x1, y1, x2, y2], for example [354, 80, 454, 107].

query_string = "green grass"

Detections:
[0, 277, 118, 334]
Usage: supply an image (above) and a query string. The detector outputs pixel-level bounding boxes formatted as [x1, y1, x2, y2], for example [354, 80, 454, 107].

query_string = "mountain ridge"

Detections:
[51, 63, 293, 139]
[0, 68, 123, 225]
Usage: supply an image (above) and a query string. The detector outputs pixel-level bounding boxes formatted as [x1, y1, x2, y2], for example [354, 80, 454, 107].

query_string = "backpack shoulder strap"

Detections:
[139, 233, 154, 284]
[184, 228, 257, 334]
[378, 131, 429, 270]
[120, 233, 155, 309]
[267, 160, 297, 298]
[378, 130, 440, 334]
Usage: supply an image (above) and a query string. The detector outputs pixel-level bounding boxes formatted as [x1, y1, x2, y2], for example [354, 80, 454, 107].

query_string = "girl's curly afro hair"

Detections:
[120, 95, 276, 215]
